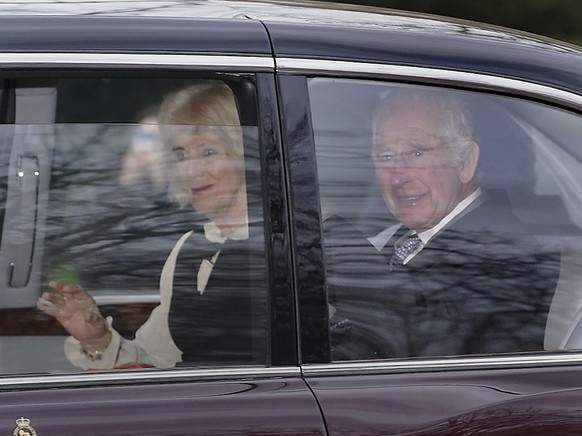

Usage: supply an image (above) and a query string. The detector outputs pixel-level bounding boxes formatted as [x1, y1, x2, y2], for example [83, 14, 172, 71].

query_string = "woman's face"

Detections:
[172, 129, 246, 222]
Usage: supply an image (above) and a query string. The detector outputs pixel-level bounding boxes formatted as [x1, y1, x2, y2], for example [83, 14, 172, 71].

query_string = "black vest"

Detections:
[168, 224, 267, 366]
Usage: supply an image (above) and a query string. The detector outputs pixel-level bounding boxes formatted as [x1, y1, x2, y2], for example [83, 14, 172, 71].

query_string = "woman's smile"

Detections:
[191, 184, 213, 195]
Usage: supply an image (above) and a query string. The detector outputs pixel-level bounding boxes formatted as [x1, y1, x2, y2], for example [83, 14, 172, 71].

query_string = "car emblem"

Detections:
[13, 417, 37, 436]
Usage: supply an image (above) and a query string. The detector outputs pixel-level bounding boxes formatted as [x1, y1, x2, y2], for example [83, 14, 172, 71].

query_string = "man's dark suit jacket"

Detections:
[327, 191, 561, 360]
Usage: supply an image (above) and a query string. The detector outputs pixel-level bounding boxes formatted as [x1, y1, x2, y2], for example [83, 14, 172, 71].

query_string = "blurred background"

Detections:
[330, 0, 582, 46]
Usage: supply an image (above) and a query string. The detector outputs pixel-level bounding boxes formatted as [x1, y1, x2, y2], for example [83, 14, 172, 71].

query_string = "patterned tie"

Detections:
[390, 234, 422, 270]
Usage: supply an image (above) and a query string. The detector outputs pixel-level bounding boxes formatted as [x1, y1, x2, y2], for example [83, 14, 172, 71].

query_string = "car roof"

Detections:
[0, 0, 575, 49]
[1, 0, 582, 95]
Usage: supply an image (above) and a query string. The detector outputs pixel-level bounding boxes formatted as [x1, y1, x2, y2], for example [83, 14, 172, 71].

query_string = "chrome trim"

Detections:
[302, 353, 582, 376]
[0, 366, 300, 389]
[0, 53, 274, 70]
[94, 294, 161, 305]
[277, 58, 582, 109]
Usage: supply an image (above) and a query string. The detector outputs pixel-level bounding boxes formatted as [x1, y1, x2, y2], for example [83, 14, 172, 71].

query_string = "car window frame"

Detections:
[0, 54, 298, 386]
[277, 58, 582, 374]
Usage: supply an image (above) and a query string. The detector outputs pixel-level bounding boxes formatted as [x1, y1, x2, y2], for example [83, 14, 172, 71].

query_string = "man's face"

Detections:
[373, 103, 477, 232]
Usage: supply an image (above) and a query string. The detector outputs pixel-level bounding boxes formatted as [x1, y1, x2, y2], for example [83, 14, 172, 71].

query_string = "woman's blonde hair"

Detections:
[158, 81, 244, 207]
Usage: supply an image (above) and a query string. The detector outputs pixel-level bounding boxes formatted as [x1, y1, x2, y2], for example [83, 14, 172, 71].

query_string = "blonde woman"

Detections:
[38, 82, 265, 369]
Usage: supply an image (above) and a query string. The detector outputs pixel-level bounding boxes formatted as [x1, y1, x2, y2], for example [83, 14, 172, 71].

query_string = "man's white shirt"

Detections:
[369, 188, 482, 264]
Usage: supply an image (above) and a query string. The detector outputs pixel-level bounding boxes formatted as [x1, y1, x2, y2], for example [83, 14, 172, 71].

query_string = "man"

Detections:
[329, 88, 560, 360]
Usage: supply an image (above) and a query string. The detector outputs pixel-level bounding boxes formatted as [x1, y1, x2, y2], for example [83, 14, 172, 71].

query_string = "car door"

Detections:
[279, 62, 582, 435]
[0, 47, 326, 435]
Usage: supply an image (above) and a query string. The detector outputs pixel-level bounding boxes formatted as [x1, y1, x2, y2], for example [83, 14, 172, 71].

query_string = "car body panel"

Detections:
[305, 364, 582, 435]
[264, 21, 582, 96]
[275, 58, 582, 434]
[0, 373, 326, 435]
[0, 16, 272, 55]
[0, 1, 582, 435]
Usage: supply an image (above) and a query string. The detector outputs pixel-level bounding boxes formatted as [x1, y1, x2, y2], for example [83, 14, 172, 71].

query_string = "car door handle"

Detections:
[7, 155, 40, 287]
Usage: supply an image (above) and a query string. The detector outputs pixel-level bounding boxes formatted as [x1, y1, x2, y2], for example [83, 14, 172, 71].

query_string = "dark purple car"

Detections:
[0, 1, 582, 435]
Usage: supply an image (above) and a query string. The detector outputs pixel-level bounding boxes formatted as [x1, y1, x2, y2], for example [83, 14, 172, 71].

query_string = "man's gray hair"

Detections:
[373, 87, 474, 166]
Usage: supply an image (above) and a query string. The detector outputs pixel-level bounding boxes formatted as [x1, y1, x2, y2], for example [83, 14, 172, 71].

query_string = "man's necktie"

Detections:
[390, 234, 421, 270]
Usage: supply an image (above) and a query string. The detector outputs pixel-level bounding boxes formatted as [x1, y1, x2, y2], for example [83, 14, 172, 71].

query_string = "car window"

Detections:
[0, 76, 269, 373]
[308, 78, 582, 361]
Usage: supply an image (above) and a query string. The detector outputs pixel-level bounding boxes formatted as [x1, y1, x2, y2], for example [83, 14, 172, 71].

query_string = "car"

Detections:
[1, 0, 582, 434]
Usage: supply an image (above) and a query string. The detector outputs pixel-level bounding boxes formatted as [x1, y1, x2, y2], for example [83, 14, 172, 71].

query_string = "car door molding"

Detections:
[276, 58, 582, 110]
[302, 352, 582, 376]
[0, 366, 301, 390]
[0, 53, 275, 70]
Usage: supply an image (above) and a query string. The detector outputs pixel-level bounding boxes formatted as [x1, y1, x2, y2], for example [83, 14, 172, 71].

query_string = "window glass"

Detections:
[0, 77, 268, 373]
[308, 78, 582, 361]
